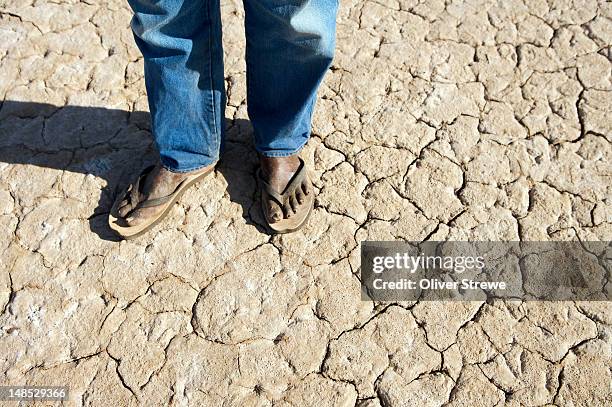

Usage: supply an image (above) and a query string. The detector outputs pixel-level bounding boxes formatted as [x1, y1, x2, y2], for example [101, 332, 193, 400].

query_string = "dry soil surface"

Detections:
[0, 0, 611, 406]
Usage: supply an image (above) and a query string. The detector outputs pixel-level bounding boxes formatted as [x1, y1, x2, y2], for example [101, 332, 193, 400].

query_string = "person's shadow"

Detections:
[0, 100, 267, 241]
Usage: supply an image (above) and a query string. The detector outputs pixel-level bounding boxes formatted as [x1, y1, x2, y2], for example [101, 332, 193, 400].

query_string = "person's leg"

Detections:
[243, 0, 338, 224]
[118, 0, 225, 226]
[130, 0, 225, 171]
[244, 0, 337, 156]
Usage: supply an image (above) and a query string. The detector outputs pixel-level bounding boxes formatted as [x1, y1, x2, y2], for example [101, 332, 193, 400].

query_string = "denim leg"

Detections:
[243, 0, 338, 157]
[128, 0, 225, 172]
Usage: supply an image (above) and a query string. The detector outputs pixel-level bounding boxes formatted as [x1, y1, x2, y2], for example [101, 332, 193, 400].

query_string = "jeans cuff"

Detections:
[256, 139, 308, 158]
[160, 157, 218, 173]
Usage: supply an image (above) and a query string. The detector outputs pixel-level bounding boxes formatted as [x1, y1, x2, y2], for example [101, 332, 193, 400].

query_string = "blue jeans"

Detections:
[127, 0, 338, 172]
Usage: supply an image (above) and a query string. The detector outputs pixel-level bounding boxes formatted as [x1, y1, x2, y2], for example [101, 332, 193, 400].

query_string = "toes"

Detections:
[295, 186, 305, 205]
[124, 208, 142, 226]
[124, 214, 137, 226]
[289, 194, 298, 215]
[301, 180, 311, 196]
[117, 199, 132, 218]
[125, 207, 156, 227]
[268, 201, 283, 223]
[281, 197, 292, 219]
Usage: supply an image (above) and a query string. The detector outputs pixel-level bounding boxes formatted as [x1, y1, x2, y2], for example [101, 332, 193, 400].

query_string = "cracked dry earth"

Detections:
[0, 0, 611, 406]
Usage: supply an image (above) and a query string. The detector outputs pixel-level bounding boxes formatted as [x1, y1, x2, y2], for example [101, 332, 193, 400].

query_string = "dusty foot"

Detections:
[259, 154, 311, 223]
[117, 163, 201, 226]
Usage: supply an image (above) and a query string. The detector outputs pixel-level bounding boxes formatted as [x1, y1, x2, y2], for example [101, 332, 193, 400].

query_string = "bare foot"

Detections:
[117, 163, 201, 226]
[259, 154, 311, 223]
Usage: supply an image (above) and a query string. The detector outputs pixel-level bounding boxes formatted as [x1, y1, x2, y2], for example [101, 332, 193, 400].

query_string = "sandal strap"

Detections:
[257, 158, 307, 208]
[124, 165, 183, 210]
[136, 176, 192, 209]
[282, 158, 307, 196]
[126, 165, 155, 209]
[137, 183, 183, 208]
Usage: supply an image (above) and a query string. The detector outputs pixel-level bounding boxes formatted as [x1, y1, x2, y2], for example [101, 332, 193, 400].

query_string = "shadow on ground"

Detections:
[0, 101, 264, 241]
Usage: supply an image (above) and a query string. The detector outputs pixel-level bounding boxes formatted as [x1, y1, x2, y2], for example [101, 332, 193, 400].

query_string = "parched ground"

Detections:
[0, 0, 611, 406]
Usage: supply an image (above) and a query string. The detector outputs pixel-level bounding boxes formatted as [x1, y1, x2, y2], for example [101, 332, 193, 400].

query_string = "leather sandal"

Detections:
[108, 162, 216, 239]
[257, 158, 314, 234]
